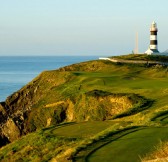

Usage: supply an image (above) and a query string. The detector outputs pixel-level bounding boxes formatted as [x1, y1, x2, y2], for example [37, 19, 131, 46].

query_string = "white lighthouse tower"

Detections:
[145, 21, 160, 55]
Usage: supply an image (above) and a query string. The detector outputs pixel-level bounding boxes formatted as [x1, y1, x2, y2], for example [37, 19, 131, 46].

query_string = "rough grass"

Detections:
[151, 110, 168, 125]
[112, 95, 153, 119]
[0, 128, 77, 162]
[142, 141, 168, 162]
[26, 89, 149, 131]
[0, 121, 129, 162]
[1, 55, 168, 161]
[112, 54, 168, 62]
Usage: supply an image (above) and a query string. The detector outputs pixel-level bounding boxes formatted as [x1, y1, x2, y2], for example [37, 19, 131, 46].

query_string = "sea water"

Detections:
[0, 56, 98, 102]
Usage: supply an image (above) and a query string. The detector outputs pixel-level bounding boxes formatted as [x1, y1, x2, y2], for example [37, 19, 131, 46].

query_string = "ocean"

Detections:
[0, 56, 99, 102]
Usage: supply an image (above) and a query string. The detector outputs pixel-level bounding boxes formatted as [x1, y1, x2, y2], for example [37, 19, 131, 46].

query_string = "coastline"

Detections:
[0, 56, 99, 102]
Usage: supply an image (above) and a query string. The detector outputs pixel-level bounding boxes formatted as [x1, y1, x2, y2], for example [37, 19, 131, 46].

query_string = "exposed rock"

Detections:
[46, 118, 52, 127]
[1, 118, 20, 142]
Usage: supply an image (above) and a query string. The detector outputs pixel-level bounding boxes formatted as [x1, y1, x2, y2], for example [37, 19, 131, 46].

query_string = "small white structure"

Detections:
[145, 21, 160, 55]
[99, 57, 111, 61]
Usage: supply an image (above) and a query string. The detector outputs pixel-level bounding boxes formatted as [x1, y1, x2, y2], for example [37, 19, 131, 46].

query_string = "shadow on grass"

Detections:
[151, 110, 168, 125]
[72, 126, 143, 162]
[41, 122, 76, 132]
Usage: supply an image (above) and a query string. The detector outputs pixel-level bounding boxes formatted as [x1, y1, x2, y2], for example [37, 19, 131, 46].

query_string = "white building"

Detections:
[145, 21, 160, 55]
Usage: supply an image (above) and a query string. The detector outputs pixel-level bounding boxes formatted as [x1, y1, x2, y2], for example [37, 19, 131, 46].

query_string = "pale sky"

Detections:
[0, 0, 168, 56]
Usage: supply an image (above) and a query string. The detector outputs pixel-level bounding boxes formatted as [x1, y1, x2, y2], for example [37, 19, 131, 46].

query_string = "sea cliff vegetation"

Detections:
[0, 54, 168, 162]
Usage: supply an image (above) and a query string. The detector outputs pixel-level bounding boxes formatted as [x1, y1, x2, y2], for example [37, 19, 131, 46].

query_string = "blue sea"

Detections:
[0, 56, 99, 102]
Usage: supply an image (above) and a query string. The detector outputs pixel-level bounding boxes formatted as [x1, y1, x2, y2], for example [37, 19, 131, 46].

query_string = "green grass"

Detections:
[1, 56, 168, 161]
[0, 121, 129, 162]
[87, 127, 168, 162]
[0, 128, 76, 162]
[50, 121, 128, 138]
[151, 110, 168, 125]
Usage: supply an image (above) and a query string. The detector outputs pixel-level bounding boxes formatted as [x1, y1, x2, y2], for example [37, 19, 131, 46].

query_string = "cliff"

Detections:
[0, 55, 168, 161]
[0, 60, 151, 146]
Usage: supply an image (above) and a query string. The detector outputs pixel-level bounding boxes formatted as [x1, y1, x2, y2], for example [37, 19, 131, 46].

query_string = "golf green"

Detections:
[87, 127, 168, 162]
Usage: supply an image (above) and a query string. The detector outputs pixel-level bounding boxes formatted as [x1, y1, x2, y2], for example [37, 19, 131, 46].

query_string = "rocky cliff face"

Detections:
[0, 81, 38, 143]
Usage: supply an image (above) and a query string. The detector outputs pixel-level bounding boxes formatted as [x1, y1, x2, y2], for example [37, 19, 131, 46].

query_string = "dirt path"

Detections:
[101, 58, 168, 65]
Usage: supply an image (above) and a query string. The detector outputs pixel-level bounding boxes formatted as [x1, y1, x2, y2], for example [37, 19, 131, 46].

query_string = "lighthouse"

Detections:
[145, 21, 160, 55]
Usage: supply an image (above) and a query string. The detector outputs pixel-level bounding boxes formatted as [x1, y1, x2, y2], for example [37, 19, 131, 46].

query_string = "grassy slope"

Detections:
[22, 61, 153, 131]
[0, 56, 168, 161]
[0, 121, 121, 162]
[86, 127, 168, 162]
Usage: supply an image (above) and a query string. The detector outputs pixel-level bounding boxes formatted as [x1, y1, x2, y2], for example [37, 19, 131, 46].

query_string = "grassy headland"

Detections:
[0, 54, 168, 161]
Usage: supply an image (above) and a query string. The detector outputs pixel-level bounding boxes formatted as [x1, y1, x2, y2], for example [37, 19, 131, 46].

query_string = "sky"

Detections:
[0, 0, 168, 56]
